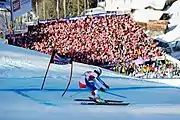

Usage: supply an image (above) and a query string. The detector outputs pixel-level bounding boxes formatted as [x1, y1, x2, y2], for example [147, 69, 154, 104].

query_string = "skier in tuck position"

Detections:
[78, 68, 110, 103]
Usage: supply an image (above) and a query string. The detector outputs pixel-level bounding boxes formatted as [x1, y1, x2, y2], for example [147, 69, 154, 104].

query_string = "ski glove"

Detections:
[100, 87, 106, 92]
[104, 84, 110, 89]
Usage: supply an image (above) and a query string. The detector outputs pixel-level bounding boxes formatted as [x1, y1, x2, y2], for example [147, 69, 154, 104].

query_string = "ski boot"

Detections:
[95, 97, 105, 103]
[89, 97, 106, 103]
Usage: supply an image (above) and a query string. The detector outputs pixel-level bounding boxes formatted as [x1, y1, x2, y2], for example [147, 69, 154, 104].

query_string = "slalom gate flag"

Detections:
[41, 49, 73, 90]
[51, 52, 72, 65]
[50, 50, 74, 97]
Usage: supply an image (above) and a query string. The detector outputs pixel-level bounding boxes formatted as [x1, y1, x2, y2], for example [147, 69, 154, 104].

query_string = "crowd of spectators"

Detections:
[9, 14, 180, 78]
[113, 58, 180, 78]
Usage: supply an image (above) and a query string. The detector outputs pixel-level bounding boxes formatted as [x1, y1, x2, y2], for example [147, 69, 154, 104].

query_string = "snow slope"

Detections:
[0, 43, 180, 120]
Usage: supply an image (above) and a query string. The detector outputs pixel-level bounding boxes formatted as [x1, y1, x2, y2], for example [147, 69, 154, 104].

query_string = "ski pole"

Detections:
[69, 91, 83, 97]
[104, 91, 127, 98]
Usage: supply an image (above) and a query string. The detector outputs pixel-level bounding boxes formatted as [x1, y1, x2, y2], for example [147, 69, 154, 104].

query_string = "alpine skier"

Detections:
[78, 68, 110, 103]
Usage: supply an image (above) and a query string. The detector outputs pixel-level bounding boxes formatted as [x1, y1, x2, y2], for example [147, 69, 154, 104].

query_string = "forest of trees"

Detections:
[32, 0, 98, 20]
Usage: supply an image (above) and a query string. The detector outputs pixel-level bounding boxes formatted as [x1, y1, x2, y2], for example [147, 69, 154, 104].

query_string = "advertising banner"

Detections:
[0, 0, 10, 9]
[12, 0, 32, 20]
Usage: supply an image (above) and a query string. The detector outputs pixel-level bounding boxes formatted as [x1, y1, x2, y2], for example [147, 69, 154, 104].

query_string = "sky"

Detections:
[0, 43, 180, 120]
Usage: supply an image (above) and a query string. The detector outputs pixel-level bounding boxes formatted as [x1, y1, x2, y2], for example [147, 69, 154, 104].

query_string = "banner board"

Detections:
[12, 0, 32, 20]
[0, 0, 10, 9]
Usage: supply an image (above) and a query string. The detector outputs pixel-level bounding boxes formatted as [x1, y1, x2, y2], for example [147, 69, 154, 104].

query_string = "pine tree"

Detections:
[46, 0, 57, 19]
[31, 0, 97, 19]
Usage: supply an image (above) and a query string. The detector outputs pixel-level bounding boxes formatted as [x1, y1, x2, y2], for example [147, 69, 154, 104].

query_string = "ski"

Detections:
[74, 99, 124, 103]
[80, 102, 130, 106]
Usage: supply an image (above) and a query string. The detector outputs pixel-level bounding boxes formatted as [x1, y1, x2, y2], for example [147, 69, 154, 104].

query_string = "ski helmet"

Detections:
[94, 68, 102, 76]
